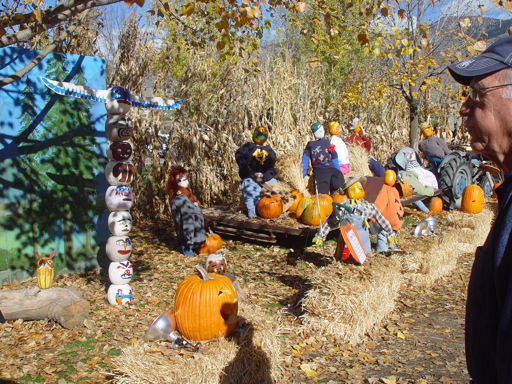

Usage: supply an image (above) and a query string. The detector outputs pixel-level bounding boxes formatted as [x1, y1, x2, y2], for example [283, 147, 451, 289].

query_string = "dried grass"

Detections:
[228, 181, 245, 213]
[345, 144, 372, 178]
[301, 256, 402, 345]
[113, 302, 284, 384]
[275, 154, 310, 196]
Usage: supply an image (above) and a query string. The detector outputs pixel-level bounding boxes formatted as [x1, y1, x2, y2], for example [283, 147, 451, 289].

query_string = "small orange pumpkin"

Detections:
[333, 192, 348, 203]
[428, 197, 443, 212]
[289, 190, 303, 212]
[461, 185, 485, 214]
[296, 197, 313, 218]
[198, 229, 223, 255]
[492, 182, 502, 199]
[311, 194, 333, 216]
[397, 179, 413, 197]
[384, 170, 396, 186]
[301, 201, 326, 226]
[257, 193, 283, 219]
[175, 264, 238, 341]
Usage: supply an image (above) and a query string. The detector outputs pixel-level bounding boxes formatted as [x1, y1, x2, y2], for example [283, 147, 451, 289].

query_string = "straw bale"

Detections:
[301, 256, 402, 345]
[113, 302, 284, 384]
[346, 143, 372, 178]
[275, 154, 310, 196]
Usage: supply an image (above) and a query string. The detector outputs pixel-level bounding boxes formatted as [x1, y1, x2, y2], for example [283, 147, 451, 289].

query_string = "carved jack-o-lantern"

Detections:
[105, 114, 133, 142]
[105, 161, 135, 185]
[108, 211, 132, 236]
[105, 185, 133, 211]
[205, 253, 227, 275]
[106, 236, 132, 262]
[107, 142, 132, 161]
[107, 284, 133, 305]
[35, 250, 57, 289]
[108, 260, 133, 285]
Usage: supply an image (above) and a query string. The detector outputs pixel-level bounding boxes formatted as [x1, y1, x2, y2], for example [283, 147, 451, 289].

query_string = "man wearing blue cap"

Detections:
[448, 35, 512, 384]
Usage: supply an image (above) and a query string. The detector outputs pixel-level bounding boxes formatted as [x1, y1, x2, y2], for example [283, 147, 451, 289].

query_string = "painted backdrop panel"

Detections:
[0, 47, 109, 282]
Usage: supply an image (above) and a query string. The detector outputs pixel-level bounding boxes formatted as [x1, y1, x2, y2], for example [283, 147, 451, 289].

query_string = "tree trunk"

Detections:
[409, 94, 420, 151]
[30, 192, 37, 252]
[0, 286, 89, 329]
[63, 204, 74, 265]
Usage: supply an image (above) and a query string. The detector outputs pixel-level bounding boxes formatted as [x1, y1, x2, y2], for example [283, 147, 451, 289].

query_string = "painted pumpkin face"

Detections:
[107, 142, 132, 161]
[106, 87, 132, 114]
[108, 260, 133, 285]
[35, 250, 57, 289]
[108, 211, 132, 236]
[205, 253, 227, 275]
[347, 182, 365, 200]
[106, 236, 132, 262]
[107, 284, 132, 305]
[106, 185, 133, 211]
[105, 114, 133, 142]
[176, 173, 189, 188]
[105, 161, 135, 185]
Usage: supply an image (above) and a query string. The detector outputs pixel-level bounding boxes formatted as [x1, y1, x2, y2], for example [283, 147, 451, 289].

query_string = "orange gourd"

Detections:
[257, 193, 283, 218]
[198, 229, 222, 255]
[428, 197, 443, 212]
[289, 190, 303, 212]
[301, 201, 326, 226]
[175, 264, 238, 341]
[311, 194, 333, 216]
[492, 182, 502, 199]
[461, 185, 485, 214]
[296, 197, 313, 218]
[333, 192, 348, 203]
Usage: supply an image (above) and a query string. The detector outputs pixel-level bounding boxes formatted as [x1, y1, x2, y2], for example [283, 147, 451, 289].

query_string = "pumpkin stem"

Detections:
[209, 228, 214, 236]
[194, 264, 213, 281]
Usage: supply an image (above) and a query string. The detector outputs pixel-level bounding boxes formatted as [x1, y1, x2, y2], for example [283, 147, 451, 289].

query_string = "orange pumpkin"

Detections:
[257, 193, 283, 219]
[198, 229, 223, 255]
[397, 179, 413, 197]
[333, 192, 348, 203]
[296, 197, 313, 218]
[384, 170, 396, 186]
[175, 264, 238, 341]
[492, 182, 502, 199]
[311, 194, 333, 216]
[461, 185, 485, 214]
[428, 197, 443, 212]
[301, 201, 326, 226]
[289, 190, 303, 212]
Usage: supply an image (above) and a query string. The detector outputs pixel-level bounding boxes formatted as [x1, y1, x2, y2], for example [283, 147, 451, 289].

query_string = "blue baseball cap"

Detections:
[448, 36, 512, 86]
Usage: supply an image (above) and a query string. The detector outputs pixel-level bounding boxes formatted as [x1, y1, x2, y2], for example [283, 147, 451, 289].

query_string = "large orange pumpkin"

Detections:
[175, 264, 238, 341]
[257, 193, 283, 218]
[428, 197, 443, 212]
[461, 185, 485, 214]
[301, 201, 326, 226]
[198, 229, 223, 255]
[311, 194, 333, 216]
[289, 190, 303, 212]
[397, 179, 413, 197]
[333, 192, 348, 203]
[296, 197, 313, 218]
[492, 182, 502, 199]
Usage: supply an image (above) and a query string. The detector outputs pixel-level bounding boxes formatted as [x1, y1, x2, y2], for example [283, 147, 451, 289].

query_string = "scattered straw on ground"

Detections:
[301, 255, 402, 345]
[346, 143, 372, 178]
[113, 301, 284, 384]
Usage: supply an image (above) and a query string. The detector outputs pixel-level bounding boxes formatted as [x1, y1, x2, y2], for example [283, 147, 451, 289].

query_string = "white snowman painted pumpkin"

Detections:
[105, 161, 135, 186]
[107, 284, 132, 305]
[105, 185, 133, 211]
[106, 236, 132, 262]
[108, 211, 132, 236]
[105, 114, 133, 142]
[108, 260, 133, 285]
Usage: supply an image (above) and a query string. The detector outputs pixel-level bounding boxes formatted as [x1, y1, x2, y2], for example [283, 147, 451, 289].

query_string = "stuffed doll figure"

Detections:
[165, 166, 207, 256]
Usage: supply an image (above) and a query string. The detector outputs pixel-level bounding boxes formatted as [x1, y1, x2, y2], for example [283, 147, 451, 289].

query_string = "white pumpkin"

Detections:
[108, 260, 133, 285]
[107, 141, 132, 161]
[107, 284, 133, 305]
[105, 185, 133, 211]
[108, 211, 132, 236]
[105, 113, 133, 141]
[105, 161, 135, 186]
[205, 252, 227, 275]
[106, 235, 132, 262]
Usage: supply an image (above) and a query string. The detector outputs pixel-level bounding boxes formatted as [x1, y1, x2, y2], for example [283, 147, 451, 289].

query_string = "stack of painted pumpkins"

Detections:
[105, 113, 136, 306]
[291, 191, 342, 226]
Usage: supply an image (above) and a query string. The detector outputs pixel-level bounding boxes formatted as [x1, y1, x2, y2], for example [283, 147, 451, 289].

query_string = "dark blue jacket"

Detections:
[466, 172, 512, 383]
[235, 142, 277, 182]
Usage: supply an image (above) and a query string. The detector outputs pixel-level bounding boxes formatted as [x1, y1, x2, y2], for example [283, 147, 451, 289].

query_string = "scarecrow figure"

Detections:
[345, 117, 385, 177]
[328, 121, 351, 174]
[418, 121, 451, 166]
[301, 122, 345, 195]
[165, 166, 207, 256]
[314, 176, 396, 255]
[235, 127, 278, 219]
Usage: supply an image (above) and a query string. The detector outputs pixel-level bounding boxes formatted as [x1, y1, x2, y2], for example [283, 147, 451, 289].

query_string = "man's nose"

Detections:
[459, 100, 472, 117]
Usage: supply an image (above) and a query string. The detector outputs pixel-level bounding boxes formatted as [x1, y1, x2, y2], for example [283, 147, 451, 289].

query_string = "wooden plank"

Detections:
[363, 177, 384, 204]
[210, 225, 277, 243]
[400, 189, 444, 206]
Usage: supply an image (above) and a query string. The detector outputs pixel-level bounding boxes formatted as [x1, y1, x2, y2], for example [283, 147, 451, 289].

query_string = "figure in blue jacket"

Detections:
[302, 122, 345, 195]
[235, 127, 278, 219]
